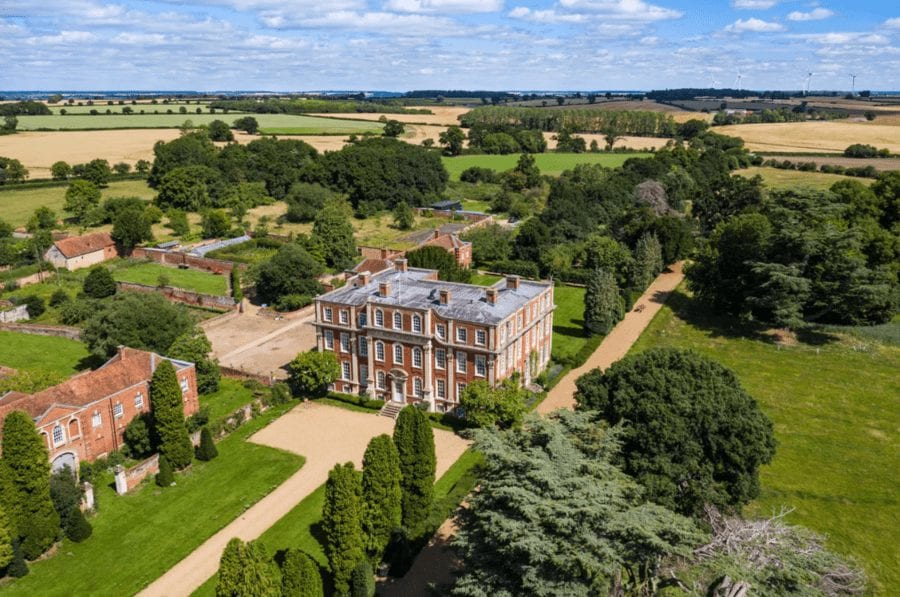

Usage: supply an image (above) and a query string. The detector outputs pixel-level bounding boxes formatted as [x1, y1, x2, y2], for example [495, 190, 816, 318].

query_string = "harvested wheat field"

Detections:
[0, 129, 181, 178]
[715, 121, 900, 154]
[309, 105, 469, 126]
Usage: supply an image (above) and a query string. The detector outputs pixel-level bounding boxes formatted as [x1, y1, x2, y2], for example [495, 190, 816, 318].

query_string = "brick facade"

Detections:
[0, 347, 199, 471]
[313, 261, 554, 413]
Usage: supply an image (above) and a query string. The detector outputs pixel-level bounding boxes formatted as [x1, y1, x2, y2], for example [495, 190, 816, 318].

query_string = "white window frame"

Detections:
[393, 344, 404, 364]
[114, 402, 124, 418]
[52, 425, 65, 447]
[134, 392, 144, 410]
[359, 312, 367, 328]
[436, 323, 446, 340]
[475, 329, 486, 346]
[92, 412, 102, 428]
[324, 330, 334, 350]
[359, 337, 368, 357]
[436, 379, 446, 399]
[475, 355, 486, 377]
[456, 351, 467, 374]
[413, 377, 423, 397]
[376, 371, 386, 389]
[456, 327, 467, 344]
[456, 382, 467, 402]
[360, 365, 369, 386]
[180, 378, 189, 394]
[374, 309, 384, 327]
[435, 348, 446, 370]
[393, 312, 403, 330]
[339, 310, 349, 325]
[340, 332, 350, 353]
[323, 306, 333, 322]
[412, 347, 423, 369]
[412, 315, 422, 333]
[375, 341, 385, 362]
[341, 361, 351, 381]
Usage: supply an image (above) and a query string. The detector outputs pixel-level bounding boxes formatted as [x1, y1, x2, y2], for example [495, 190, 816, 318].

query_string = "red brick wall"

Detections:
[130, 248, 246, 275]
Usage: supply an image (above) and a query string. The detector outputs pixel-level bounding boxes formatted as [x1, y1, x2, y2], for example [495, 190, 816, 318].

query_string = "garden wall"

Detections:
[0, 322, 82, 340]
[131, 247, 247, 275]
[219, 365, 275, 387]
[0, 304, 29, 323]
[116, 282, 237, 311]
[114, 454, 159, 494]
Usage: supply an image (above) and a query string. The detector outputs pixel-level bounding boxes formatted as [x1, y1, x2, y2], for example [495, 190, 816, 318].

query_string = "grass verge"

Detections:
[0, 330, 89, 376]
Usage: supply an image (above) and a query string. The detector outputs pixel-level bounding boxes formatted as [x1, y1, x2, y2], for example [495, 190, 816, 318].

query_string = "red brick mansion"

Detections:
[312, 259, 554, 412]
[0, 347, 199, 471]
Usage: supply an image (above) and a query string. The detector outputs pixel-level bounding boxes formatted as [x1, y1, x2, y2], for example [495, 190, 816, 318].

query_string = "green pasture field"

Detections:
[0, 179, 155, 226]
[3, 404, 303, 596]
[736, 166, 874, 190]
[442, 152, 649, 180]
[0, 331, 89, 376]
[15, 113, 384, 134]
[632, 289, 900, 593]
[50, 103, 209, 115]
[112, 261, 228, 296]
[550, 284, 592, 364]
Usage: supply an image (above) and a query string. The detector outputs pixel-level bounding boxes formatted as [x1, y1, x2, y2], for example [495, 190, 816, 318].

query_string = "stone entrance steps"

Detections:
[379, 401, 405, 419]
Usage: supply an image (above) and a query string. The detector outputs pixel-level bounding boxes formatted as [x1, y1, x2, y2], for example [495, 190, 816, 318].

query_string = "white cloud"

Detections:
[385, 0, 503, 13]
[110, 32, 167, 45]
[509, 7, 587, 23]
[787, 8, 834, 22]
[884, 17, 900, 29]
[731, 0, 779, 8]
[724, 18, 785, 33]
[792, 32, 889, 45]
[557, 0, 682, 21]
[264, 10, 472, 36]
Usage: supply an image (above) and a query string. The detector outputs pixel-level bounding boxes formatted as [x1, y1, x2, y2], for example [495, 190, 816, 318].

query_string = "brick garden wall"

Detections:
[115, 282, 237, 311]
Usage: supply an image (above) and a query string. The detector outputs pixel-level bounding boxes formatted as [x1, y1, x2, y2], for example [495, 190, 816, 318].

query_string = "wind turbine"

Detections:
[709, 77, 720, 89]
[735, 71, 744, 92]
[804, 71, 813, 96]
[849, 73, 857, 95]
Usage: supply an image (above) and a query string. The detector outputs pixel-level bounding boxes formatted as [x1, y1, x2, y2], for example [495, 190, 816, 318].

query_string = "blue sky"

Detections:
[1, 0, 898, 91]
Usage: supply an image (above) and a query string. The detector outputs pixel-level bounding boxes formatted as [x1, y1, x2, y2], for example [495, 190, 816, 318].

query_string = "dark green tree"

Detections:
[583, 268, 624, 336]
[392, 406, 435, 539]
[350, 560, 375, 597]
[201, 209, 231, 239]
[207, 119, 234, 142]
[81, 159, 112, 187]
[460, 379, 527, 429]
[280, 548, 323, 597]
[66, 508, 93, 542]
[392, 201, 415, 230]
[255, 243, 324, 306]
[361, 434, 402, 563]
[216, 537, 280, 597]
[156, 454, 175, 488]
[82, 266, 117, 299]
[22, 295, 45, 318]
[196, 427, 218, 461]
[574, 348, 776, 517]
[513, 153, 541, 188]
[216, 537, 243, 596]
[82, 292, 194, 358]
[150, 360, 194, 470]
[630, 233, 663, 290]
[451, 411, 701, 596]
[123, 413, 154, 459]
[288, 351, 339, 397]
[156, 165, 221, 211]
[148, 132, 217, 187]
[8, 538, 28, 577]
[50, 161, 72, 181]
[285, 183, 341, 223]
[438, 125, 466, 156]
[312, 205, 356, 270]
[111, 206, 153, 252]
[168, 329, 220, 394]
[0, 506, 12, 570]
[322, 462, 364, 596]
[64, 180, 102, 223]
[232, 116, 259, 134]
[49, 465, 91, 541]
[382, 120, 405, 138]
[405, 245, 471, 283]
[0, 411, 61, 560]
[166, 209, 190, 236]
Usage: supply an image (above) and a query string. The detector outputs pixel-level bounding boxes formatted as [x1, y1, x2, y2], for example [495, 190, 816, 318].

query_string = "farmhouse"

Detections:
[313, 259, 554, 412]
[0, 347, 199, 471]
[44, 231, 117, 271]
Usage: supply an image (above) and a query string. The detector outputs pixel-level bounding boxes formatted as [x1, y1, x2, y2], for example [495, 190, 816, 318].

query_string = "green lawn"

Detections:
[469, 273, 502, 286]
[16, 113, 383, 134]
[4, 405, 304, 596]
[631, 289, 900, 594]
[736, 166, 872, 190]
[0, 179, 154, 227]
[193, 449, 484, 596]
[113, 261, 228, 296]
[551, 284, 594, 364]
[0, 331, 89, 375]
[442, 152, 649, 181]
[200, 378, 255, 421]
[50, 102, 208, 115]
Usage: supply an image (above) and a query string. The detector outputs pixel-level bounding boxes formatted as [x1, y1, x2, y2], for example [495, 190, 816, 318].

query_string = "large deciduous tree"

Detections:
[438, 125, 466, 156]
[111, 206, 153, 252]
[167, 329, 220, 394]
[360, 434, 402, 564]
[322, 462, 364, 596]
[288, 351, 339, 397]
[392, 406, 435, 539]
[460, 379, 527, 429]
[574, 348, 776, 517]
[312, 204, 356, 271]
[254, 243, 324, 307]
[0, 411, 61, 560]
[149, 360, 194, 470]
[452, 411, 701, 596]
[405, 245, 470, 283]
[82, 292, 194, 358]
[64, 180, 102, 224]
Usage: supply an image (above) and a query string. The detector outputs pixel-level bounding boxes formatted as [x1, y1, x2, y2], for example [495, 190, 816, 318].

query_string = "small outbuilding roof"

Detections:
[52, 232, 115, 259]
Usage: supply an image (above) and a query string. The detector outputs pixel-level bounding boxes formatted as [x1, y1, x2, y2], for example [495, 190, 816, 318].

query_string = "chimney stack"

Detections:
[395, 258, 408, 273]
[506, 275, 521, 290]
[439, 289, 451, 305]
[379, 282, 390, 297]
[358, 271, 370, 287]
[485, 288, 498, 305]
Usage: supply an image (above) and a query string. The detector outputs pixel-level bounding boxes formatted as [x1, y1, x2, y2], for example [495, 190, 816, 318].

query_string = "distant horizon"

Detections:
[3, 88, 900, 96]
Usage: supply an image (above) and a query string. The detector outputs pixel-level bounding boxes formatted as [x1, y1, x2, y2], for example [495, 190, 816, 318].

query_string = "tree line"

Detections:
[459, 106, 678, 137]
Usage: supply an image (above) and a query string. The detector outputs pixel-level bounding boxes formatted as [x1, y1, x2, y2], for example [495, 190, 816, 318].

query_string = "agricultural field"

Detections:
[112, 261, 229, 296]
[309, 106, 469, 126]
[442, 152, 649, 180]
[0, 331, 90, 376]
[49, 102, 208, 115]
[2, 406, 304, 596]
[736, 167, 874, 190]
[632, 290, 900, 593]
[14, 113, 383, 135]
[0, 179, 155, 226]
[715, 121, 900, 154]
